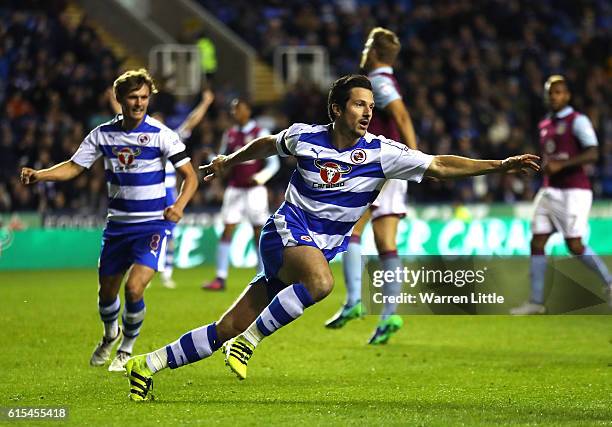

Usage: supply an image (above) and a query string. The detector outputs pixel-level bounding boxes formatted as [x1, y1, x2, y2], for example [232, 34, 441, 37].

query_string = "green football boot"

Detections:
[325, 301, 364, 329]
[368, 315, 403, 345]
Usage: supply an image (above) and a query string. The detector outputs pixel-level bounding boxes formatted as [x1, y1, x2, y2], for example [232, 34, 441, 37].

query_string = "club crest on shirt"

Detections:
[300, 235, 313, 242]
[544, 139, 556, 154]
[112, 147, 141, 170]
[313, 159, 352, 187]
[555, 122, 566, 135]
[138, 134, 150, 145]
[350, 149, 366, 164]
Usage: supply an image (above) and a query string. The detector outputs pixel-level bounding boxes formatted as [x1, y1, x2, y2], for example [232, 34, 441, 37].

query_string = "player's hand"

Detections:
[163, 205, 184, 223]
[199, 155, 228, 182]
[542, 160, 563, 175]
[202, 89, 214, 106]
[20, 167, 39, 185]
[500, 154, 540, 174]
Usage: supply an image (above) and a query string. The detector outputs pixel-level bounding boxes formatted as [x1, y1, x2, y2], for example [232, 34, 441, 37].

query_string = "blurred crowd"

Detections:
[1, 1, 117, 213]
[201, 0, 612, 202]
[1, 0, 611, 216]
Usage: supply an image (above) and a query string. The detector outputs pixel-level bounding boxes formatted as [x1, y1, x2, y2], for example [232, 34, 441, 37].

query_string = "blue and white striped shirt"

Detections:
[163, 126, 192, 206]
[71, 115, 190, 223]
[274, 123, 432, 256]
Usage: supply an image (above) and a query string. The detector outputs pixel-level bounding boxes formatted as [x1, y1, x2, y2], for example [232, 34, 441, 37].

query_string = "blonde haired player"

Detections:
[21, 69, 199, 371]
[326, 27, 419, 344]
[109, 86, 215, 288]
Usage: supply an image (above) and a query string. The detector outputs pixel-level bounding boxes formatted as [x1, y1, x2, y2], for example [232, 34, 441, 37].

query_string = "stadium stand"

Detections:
[198, 0, 612, 202]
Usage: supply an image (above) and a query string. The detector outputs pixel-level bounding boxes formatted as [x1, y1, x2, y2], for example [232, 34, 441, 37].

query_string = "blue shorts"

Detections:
[258, 202, 349, 280]
[99, 220, 173, 276]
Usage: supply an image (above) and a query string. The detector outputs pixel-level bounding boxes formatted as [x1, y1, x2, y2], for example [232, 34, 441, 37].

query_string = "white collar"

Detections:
[552, 106, 574, 119]
[368, 66, 394, 77]
[237, 120, 256, 133]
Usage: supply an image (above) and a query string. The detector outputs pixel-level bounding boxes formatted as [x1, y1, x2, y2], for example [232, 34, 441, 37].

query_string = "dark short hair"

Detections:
[327, 74, 373, 121]
[231, 97, 251, 109]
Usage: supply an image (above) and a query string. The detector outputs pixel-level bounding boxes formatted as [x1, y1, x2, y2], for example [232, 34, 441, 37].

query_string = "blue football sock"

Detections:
[216, 240, 231, 279]
[343, 240, 362, 306]
[380, 252, 402, 319]
[243, 284, 315, 347]
[530, 255, 547, 304]
[579, 246, 612, 285]
[119, 299, 146, 354]
[98, 296, 120, 339]
[164, 322, 222, 369]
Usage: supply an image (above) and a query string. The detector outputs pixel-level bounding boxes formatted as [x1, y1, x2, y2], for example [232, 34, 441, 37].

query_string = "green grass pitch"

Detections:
[0, 266, 610, 426]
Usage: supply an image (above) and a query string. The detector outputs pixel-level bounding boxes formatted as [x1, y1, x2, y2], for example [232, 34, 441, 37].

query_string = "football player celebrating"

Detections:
[124, 74, 538, 401]
[21, 69, 198, 371]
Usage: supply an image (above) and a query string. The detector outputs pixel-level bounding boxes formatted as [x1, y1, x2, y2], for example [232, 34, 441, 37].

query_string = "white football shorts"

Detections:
[531, 187, 592, 238]
[221, 185, 270, 226]
[370, 179, 408, 220]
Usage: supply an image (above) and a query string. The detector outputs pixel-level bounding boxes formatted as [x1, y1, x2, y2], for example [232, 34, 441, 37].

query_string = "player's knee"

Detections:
[221, 225, 236, 241]
[566, 240, 584, 255]
[373, 232, 396, 253]
[98, 286, 117, 301]
[304, 272, 334, 301]
[530, 239, 546, 255]
[124, 282, 146, 302]
[98, 279, 121, 300]
[376, 239, 396, 254]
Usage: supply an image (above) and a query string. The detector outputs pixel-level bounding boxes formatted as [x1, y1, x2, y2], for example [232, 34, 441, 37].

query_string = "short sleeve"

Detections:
[379, 137, 433, 182]
[161, 129, 190, 167]
[371, 75, 401, 109]
[275, 123, 302, 157]
[573, 114, 598, 148]
[70, 130, 102, 169]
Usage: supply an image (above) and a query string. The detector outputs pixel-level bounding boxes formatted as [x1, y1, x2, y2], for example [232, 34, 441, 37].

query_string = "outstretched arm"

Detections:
[177, 89, 215, 135]
[425, 154, 540, 180]
[21, 161, 85, 184]
[199, 134, 278, 181]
